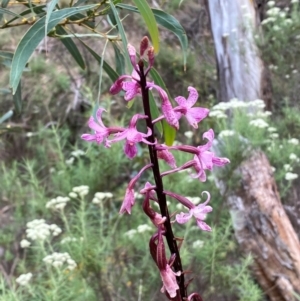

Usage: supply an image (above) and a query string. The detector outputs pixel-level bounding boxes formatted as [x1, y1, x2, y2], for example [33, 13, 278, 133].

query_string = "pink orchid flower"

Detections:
[174, 86, 209, 129]
[108, 114, 155, 159]
[175, 191, 213, 231]
[81, 108, 123, 147]
[159, 129, 230, 182]
[110, 69, 141, 101]
[147, 83, 179, 130]
[192, 129, 230, 181]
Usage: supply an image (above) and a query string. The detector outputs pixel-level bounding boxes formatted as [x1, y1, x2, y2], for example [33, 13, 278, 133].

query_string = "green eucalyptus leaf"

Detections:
[13, 81, 22, 114]
[5, 5, 46, 25]
[0, 0, 10, 21]
[0, 110, 13, 124]
[10, 4, 98, 94]
[112, 42, 125, 75]
[56, 25, 85, 70]
[117, 3, 188, 68]
[45, 0, 59, 44]
[0, 7, 24, 19]
[78, 39, 119, 82]
[108, 0, 131, 72]
[130, 0, 160, 54]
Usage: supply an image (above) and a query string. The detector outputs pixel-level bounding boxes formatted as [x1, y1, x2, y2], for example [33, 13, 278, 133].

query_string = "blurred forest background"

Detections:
[0, 0, 300, 300]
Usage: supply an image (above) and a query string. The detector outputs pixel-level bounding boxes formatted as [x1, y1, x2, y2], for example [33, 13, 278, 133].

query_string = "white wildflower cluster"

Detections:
[43, 252, 77, 270]
[26, 219, 62, 241]
[288, 138, 299, 145]
[124, 224, 153, 239]
[210, 98, 267, 120]
[69, 185, 89, 198]
[289, 153, 300, 162]
[46, 196, 70, 210]
[16, 273, 32, 286]
[283, 152, 300, 181]
[65, 149, 85, 165]
[192, 240, 204, 249]
[60, 236, 77, 244]
[92, 192, 113, 204]
[124, 229, 137, 239]
[261, 2, 293, 27]
[218, 130, 236, 139]
[249, 119, 269, 128]
[285, 172, 298, 181]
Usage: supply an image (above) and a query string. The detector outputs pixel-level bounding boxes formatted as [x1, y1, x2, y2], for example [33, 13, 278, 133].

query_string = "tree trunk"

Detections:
[205, 1, 300, 299]
[205, 0, 272, 109]
[228, 152, 300, 300]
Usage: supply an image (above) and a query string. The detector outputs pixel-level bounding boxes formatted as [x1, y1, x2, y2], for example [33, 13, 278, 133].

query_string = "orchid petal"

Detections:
[175, 211, 193, 224]
[185, 107, 209, 129]
[186, 86, 199, 107]
[124, 141, 138, 159]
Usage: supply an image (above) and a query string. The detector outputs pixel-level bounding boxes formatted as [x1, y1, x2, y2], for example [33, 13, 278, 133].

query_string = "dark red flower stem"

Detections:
[138, 60, 187, 300]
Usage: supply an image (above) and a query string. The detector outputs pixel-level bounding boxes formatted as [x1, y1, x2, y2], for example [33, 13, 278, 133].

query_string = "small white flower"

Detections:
[192, 240, 204, 249]
[267, 1, 275, 7]
[209, 110, 227, 119]
[270, 133, 279, 139]
[184, 131, 194, 139]
[249, 119, 269, 128]
[284, 164, 292, 171]
[20, 239, 31, 248]
[65, 157, 75, 166]
[288, 138, 299, 145]
[218, 130, 235, 138]
[289, 153, 299, 161]
[43, 252, 76, 270]
[16, 273, 32, 286]
[71, 149, 85, 157]
[72, 185, 89, 197]
[69, 192, 77, 198]
[271, 166, 276, 173]
[285, 172, 298, 181]
[291, 0, 298, 3]
[49, 224, 62, 236]
[137, 224, 152, 233]
[285, 74, 290, 79]
[267, 127, 277, 132]
[124, 229, 137, 239]
[61, 237, 77, 244]
[26, 219, 51, 241]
